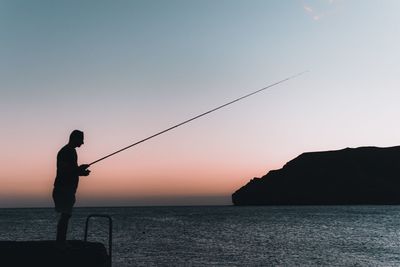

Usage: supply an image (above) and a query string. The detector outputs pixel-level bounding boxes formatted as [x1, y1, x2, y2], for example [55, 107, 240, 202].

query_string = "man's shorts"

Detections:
[52, 188, 76, 215]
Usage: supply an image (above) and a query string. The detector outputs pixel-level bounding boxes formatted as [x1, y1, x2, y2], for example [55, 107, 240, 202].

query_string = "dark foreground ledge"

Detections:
[0, 240, 110, 267]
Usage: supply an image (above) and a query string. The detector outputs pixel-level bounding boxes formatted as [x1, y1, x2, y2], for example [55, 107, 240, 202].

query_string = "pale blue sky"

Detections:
[1, 0, 400, 207]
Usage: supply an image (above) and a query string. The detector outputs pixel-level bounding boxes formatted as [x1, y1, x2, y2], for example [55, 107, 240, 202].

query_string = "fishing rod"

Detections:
[89, 71, 308, 166]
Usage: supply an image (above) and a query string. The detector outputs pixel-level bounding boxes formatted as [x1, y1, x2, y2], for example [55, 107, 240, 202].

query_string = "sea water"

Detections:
[1, 205, 400, 266]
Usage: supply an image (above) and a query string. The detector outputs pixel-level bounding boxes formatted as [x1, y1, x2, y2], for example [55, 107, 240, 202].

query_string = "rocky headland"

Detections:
[232, 146, 400, 205]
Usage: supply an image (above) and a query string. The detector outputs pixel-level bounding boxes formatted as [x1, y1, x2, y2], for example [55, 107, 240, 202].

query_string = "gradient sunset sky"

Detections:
[2, 0, 400, 207]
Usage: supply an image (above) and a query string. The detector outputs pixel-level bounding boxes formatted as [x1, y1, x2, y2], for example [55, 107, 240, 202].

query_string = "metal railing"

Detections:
[84, 214, 113, 266]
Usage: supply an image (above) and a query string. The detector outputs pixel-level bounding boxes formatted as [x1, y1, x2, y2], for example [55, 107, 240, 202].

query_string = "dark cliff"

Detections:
[232, 146, 400, 205]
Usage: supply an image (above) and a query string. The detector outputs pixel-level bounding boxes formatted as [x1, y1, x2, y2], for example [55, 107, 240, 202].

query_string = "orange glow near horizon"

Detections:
[0, 142, 283, 207]
[5, 0, 400, 208]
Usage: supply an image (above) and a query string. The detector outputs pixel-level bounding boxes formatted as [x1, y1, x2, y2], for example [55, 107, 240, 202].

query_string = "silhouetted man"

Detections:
[53, 130, 91, 245]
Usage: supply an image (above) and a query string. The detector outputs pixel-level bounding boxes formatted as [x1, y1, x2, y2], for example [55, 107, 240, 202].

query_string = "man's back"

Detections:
[54, 144, 79, 192]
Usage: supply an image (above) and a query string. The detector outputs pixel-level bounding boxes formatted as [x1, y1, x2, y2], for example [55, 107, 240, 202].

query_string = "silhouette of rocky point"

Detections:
[232, 146, 400, 205]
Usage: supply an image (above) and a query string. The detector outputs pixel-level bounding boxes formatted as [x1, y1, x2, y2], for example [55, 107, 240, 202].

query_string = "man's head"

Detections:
[69, 130, 84, 147]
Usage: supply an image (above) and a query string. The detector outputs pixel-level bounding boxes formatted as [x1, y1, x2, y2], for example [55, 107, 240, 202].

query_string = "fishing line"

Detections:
[89, 71, 308, 166]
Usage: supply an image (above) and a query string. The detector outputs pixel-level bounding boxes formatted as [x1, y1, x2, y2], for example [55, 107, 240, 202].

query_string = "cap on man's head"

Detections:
[69, 130, 84, 141]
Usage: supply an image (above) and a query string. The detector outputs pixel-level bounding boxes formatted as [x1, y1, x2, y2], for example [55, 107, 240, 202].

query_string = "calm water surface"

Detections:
[1, 206, 400, 266]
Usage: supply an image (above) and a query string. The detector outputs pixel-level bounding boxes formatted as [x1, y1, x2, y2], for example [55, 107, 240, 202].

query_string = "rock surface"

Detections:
[0, 240, 110, 267]
[232, 146, 400, 205]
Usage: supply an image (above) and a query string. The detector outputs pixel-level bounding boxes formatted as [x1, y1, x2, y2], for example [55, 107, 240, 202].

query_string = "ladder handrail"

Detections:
[84, 214, 113, 266]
